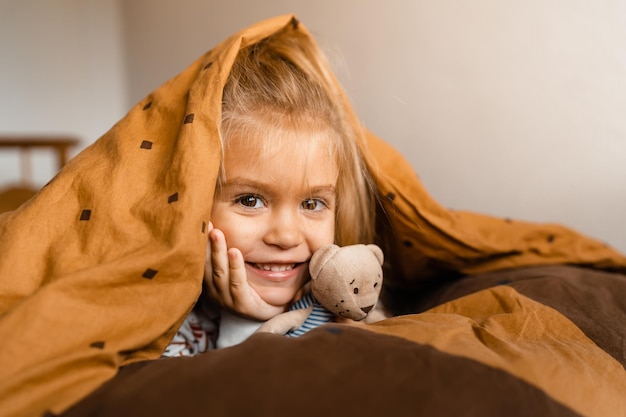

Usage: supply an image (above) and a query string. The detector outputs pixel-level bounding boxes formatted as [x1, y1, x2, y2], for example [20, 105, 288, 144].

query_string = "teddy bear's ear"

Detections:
[366, 244, 384, 265]
[309, 244, 340, 280]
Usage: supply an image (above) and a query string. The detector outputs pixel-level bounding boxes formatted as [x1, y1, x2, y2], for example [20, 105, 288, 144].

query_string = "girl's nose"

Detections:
[263, 210, 304, 249]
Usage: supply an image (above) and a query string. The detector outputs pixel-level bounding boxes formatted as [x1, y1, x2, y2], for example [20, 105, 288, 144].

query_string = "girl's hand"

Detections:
[204, 224, 286, 321]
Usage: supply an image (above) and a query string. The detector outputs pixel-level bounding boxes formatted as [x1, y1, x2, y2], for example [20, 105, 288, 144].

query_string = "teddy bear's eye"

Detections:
[353, 288, 359, 294]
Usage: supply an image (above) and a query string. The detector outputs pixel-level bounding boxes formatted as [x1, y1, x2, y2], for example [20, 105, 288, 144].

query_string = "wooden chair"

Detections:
[0, 136, 79, 213]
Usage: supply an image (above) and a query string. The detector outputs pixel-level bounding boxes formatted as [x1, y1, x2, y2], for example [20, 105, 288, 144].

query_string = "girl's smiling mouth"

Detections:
[245, 262, 307, 283]
[248, 262, 305, 272]
[252, 263, 297, 272]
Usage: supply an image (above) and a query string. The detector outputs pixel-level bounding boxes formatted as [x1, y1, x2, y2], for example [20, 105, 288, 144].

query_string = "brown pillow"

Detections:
[62, 325, 580, 417]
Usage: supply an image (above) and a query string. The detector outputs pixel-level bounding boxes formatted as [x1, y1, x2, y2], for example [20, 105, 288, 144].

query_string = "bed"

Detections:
[0, 14, 624, 417]
[56, 264, 626, 417]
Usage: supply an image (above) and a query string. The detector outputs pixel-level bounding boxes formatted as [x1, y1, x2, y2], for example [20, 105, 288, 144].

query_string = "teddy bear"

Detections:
[256, 243, 385, 337]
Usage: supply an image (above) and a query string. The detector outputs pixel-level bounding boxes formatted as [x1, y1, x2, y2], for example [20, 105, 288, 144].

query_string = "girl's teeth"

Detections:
[256, 264, 295, 272]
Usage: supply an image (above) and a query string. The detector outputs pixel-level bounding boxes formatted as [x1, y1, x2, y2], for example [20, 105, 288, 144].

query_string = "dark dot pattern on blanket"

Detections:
[168, 193, 178, 204]
[142, 269, 158, 279]
[183, 113, 194, 124]
[403, 240, 412, 247]
[201, 221, 207, 233]
[386, 192, 396, 201]
[89, 341, 105, 349]
[142, 101, 152, 110]
[140, 140, 152, 149]
[547, 235, 555, 243]
[203, 62, 213, 70]
[42, 410, 58, 417]
[79, 210, 91, 221]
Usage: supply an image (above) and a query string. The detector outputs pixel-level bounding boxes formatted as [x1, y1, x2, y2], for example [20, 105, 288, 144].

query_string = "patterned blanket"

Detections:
[0, 15, 624, 417]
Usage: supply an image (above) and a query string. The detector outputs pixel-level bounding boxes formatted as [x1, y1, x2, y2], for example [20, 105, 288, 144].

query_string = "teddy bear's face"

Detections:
[310, 244, 384, 321]
[322, 266, 382, 320]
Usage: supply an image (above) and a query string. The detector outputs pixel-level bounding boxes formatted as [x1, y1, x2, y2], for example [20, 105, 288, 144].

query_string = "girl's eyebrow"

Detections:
[304, 185, 336, 197]
[223, 178, 335, 196]
[222, 178, 264, 188]
[221, 178, 277, 194]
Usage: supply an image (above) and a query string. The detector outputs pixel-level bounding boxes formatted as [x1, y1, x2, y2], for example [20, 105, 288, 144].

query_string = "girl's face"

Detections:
[210, 132, 338, 309]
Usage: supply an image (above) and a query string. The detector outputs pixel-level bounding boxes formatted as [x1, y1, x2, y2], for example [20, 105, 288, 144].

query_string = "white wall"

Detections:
[3, 1, 625, 254]
[0, 0, 127, 186]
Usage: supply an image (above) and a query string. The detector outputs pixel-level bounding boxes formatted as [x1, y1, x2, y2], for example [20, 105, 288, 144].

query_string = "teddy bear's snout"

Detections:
[361, 305, 374, 314]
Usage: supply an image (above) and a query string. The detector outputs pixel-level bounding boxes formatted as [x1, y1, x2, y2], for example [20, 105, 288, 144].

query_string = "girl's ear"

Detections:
[309, 244, 340, 280]
[367, 244, 384, 265]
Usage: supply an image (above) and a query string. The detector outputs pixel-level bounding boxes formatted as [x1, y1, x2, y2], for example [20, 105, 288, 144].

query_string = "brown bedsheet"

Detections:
[62, 265, 626, 417]
[1, 14, 625, 417]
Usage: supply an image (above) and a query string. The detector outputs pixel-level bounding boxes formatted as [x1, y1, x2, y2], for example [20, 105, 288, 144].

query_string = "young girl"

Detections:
[163, 25, 377, 356]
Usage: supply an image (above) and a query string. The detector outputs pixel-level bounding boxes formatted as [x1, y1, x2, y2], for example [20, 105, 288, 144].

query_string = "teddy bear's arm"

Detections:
[256, 306, 314, 335]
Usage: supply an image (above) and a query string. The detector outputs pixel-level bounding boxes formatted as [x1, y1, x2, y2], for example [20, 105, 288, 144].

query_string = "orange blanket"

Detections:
[0, 14, 624, 417]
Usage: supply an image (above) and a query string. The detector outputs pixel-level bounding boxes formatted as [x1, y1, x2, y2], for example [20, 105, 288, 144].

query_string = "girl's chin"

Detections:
[253, 287, 301, 309]
[246, 264, 309, 308]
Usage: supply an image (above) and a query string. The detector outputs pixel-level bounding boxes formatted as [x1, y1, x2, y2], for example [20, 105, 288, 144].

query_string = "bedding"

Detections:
[60, 265, 626, 417]
[0, 14, 624, 417]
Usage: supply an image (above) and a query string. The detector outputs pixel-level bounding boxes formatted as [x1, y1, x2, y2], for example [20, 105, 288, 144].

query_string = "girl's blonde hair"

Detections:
[220, 25, 375, 245]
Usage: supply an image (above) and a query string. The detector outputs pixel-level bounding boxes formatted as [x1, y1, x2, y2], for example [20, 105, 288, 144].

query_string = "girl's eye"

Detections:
[302, 198, 326, 211]
[236, 195, 264, 209]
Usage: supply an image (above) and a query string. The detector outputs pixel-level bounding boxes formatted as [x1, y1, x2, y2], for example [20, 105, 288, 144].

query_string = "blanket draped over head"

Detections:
[1, 15, 625, 417]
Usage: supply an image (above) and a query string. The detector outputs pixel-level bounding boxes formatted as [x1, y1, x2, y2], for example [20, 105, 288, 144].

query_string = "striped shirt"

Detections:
[286, 293, 335, 338]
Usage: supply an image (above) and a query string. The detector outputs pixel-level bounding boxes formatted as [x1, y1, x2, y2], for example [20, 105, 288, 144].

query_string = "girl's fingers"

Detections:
[207, 228, 233, 305]
[227, 248, 283, 320]
[227, 248, 246, 292]
[204, 226, 288, 320]
[203, 233, 220, 302]
[227, 248, 256, 315]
